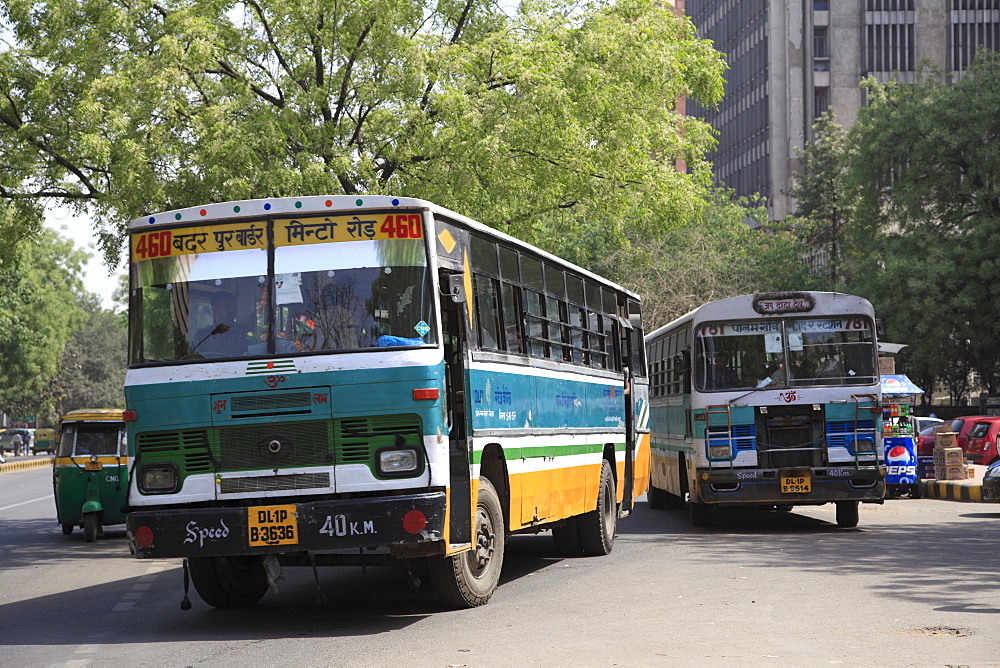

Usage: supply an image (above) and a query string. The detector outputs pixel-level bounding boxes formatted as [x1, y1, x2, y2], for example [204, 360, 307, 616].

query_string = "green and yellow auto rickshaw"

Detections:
[53, 409, 128, 542]
[33, 427, 57, 454]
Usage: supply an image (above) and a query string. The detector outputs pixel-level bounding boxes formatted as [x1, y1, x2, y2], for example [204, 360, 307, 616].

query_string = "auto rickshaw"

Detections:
[53, 409, 128, 542]
[33, 427, 57, 454]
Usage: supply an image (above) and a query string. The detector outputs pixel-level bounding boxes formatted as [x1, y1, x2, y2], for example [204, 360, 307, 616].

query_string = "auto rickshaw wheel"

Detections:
[61, 523, 74, 535]
[188, 556, 269, 608]
[84, 512, 99, 542]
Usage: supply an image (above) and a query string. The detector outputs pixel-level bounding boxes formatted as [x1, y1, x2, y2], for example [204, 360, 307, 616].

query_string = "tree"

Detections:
[845, 51, 1000, 395]
[52, 296, 128, 414]
[787, 111, 853, 285]
[0, 0, 727, 266]
[548, 189, 818, 330]
[0, 228, 88, 418]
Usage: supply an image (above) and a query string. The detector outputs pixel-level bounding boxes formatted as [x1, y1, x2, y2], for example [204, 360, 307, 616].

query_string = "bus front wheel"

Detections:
[835, 501, 859, 528]
[689, 500, 714, 527]
[429, 477, 505, 608]
[188, 556, 269, 608]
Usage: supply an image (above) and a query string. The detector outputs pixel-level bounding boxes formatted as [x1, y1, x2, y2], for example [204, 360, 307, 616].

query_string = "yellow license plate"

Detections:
[84, 460, 103, 471]
[780, 472, 811, 493]
[247, 504, 298, 546]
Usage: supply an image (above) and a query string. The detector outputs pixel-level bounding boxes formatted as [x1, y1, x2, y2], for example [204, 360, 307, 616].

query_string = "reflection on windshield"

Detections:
[696, 317, 877, 391]
[130, 236, 435, 363]
[57, 424, 126, 457]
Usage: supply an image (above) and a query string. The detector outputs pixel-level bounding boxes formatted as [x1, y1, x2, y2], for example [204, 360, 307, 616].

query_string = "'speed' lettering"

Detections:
[319, 514, 377, 537]
[183, 519, 231, 547]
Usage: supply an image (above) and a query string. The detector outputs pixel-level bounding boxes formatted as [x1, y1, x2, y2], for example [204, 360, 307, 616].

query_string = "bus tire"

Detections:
[551, 521, 582, 556]
[62, 523, 74, 535]
[689, 500, 714, 527]
[84, 512, 99, 543]
[577, 460, 617, 556]
[835, 501, 859, 528]
[647, 484, 669, 510]
[188, 556, 269, 608]
[429, 477, 505, 608]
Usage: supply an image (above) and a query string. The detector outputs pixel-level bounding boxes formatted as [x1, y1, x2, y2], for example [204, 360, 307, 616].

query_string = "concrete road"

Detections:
[2, 464, 998, 666]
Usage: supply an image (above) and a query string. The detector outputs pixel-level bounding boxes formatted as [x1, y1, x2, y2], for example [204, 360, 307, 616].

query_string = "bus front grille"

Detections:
[219, 421, 332, 470]
[135, 430, 213, 474]
[219, 472, 331, 494]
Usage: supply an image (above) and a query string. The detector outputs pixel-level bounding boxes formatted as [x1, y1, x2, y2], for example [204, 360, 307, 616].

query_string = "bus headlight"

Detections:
[708, 445, 732, 460]
[139, 464, 178, 493]
[854, 437, 876, 454]
[377, 448, 420, 477]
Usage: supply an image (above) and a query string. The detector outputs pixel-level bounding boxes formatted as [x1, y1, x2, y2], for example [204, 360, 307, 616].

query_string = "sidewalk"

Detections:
[918, 463, 990, 502]
[0, 456, 54, 473]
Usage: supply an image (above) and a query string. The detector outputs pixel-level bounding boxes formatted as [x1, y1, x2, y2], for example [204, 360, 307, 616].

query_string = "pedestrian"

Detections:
[11, 431, 23, 457]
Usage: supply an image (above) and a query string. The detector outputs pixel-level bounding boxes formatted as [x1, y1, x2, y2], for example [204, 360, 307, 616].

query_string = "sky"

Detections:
[45, 206, 125, 311]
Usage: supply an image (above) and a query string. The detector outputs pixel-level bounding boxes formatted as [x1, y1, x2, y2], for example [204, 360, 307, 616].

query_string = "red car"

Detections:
[915, 415, 1000, 458]
[965, 419, 1000, 465]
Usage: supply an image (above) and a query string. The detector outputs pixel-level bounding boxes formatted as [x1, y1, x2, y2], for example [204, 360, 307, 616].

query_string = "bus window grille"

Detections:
[706, 424, 756, 451]
[229, 391, 313, 414]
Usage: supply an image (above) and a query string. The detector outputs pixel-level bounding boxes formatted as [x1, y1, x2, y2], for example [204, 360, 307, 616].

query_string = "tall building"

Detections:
[686, 0, 1000, 221]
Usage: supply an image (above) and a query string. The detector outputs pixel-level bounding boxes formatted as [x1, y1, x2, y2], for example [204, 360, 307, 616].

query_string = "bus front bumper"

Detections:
[696, 467, 885, 506]
[126, 491, 447, 559]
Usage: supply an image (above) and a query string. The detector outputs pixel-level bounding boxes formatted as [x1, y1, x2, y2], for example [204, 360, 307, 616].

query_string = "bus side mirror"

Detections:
[447, 274, 467, 303]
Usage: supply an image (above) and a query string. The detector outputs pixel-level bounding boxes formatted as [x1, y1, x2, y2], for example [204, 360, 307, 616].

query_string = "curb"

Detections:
[918, 477, 984, 502]
[0, 457, 54, 474]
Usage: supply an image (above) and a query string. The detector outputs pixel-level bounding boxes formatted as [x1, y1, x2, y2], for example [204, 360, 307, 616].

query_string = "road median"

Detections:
[0, 457, 54, 473]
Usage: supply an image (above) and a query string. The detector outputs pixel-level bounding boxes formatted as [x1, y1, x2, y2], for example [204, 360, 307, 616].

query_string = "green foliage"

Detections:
[546, 189, 817, 330]
[53, 299, 128, 414]
[788, 111, 853, 285]
[0, 0, 727, 266]
[844, 51, 1000, 398]
[0, 228, 88, 417]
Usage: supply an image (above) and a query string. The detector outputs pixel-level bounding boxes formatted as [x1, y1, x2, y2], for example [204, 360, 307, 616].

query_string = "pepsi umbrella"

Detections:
[880, 374, 924, 396]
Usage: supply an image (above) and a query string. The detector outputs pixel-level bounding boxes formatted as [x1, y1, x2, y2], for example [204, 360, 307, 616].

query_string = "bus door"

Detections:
[620, 310, 644, 513]
[441, 271, 472, 545]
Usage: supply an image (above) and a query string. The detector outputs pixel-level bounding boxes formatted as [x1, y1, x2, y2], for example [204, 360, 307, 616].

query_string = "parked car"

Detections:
[914, 415, 1000, 458]
[983, 460, 1000, 503]
[910, 415, 943, 434]
[964, 419, 1000, 465]
[0, 428, 34, 455]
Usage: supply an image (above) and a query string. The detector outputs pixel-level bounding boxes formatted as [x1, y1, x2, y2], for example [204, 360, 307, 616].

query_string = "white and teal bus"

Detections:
[124, 195, 649, 609]
[645, 292, 883, 528]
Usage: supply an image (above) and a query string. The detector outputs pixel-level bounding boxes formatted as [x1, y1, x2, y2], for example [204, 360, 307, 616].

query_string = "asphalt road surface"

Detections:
[2, 464, 998, 666]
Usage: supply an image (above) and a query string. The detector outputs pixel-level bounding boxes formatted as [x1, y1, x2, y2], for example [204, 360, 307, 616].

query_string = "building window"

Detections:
[814, 87, 830, 118]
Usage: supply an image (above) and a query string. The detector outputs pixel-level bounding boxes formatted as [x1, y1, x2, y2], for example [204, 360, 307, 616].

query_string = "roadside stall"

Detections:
[881, 374, 924, 498]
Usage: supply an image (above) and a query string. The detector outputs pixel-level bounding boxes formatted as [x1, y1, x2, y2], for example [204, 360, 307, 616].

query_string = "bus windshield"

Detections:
[130, 230, 435, 363]
[695, 317, 877, 391]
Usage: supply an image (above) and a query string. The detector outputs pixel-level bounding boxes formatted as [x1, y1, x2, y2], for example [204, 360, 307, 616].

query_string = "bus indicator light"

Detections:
[413, 388, 439, 400]
[135, 525, 154, 549]
[122, 410, 137, 422]
[403, 510, 427, 534]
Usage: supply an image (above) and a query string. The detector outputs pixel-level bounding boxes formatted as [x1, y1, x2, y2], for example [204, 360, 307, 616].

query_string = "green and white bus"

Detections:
[124, 195, 650, 609]
[645, 292, 884, 528]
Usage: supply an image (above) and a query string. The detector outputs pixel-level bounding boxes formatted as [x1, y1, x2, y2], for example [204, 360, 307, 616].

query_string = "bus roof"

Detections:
[60, 409, 125, 423]
[645, 291, 876, 341]
[130, 195, 639, 299]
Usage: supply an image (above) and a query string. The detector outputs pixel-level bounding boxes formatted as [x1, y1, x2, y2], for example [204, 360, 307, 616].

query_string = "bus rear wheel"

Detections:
[429, 477, 505, 608]
[188, 556, 269, 608]
[577, 459, 617, 556]
[835, 501, 859, 528]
